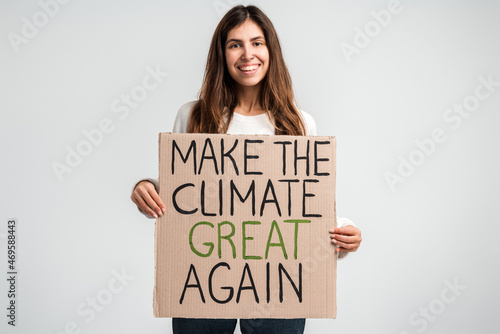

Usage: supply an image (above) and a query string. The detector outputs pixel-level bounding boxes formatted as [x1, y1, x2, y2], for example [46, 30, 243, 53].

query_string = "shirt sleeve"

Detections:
[132, 101, 196, 218]
[172, 101, 196, 133]
[336, 216, 357, 259]
[298, 109, 317, 136]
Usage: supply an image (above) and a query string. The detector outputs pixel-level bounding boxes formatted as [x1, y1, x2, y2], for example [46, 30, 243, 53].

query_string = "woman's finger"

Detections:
[138, 188, 163, 217]
[330, 233, 355, 243]
[148, 187, 166, 214]
[331, 238, 359, 252]
[331, 225, 358, 236]
[131, 181, 165, 218]
[135, 195, 159, 218]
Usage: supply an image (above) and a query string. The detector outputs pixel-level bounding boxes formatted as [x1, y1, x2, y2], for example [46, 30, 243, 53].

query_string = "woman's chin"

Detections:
[234, 78, 264, 89]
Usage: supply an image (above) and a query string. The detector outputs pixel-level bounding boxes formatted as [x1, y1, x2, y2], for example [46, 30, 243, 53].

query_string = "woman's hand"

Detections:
[329, 225, 362, 254]
[130, 181, 166, 218]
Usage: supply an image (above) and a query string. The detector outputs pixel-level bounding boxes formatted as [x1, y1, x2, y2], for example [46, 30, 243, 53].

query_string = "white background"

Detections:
[1, 0, 499, 333]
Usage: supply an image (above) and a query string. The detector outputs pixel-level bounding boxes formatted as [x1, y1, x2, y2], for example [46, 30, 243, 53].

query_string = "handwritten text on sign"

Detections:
[155, 133, 337, 319]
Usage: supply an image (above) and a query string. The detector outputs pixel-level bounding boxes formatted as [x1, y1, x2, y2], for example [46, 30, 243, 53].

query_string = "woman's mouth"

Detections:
[237, 64, 260, 75]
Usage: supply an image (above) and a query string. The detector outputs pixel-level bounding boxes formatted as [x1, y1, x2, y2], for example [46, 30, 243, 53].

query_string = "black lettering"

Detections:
[198, 138, 219, 175]
[179, 264, 205, 304]
[173, 183, 197, 214]
[219, 179, 223, 216]
[244, 139, 263, 175]
[274, 141, 292, 175]
[278, 263, 302, 303]
[230, 180, 256, 216]
[294, 139, 310, 176]
[221, 138, 239, 175]
[302, 179, 321, 217]
[266, 262, 270, 303]
[314, 141, 330, 176]
[201, 181, 216, 216]
[236, 263, 259, 303]
[278, 179, 300, 216]
[260, 179, 281, 217]
[209, 262, 234, 304]
[172, 140, 197, 175]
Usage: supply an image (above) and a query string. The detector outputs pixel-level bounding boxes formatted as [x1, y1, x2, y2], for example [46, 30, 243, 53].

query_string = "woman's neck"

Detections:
[234, 84, 265, 116]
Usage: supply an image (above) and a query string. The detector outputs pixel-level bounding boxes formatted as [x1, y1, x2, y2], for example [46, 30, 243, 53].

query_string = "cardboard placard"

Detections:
[154, 133, 337, 319]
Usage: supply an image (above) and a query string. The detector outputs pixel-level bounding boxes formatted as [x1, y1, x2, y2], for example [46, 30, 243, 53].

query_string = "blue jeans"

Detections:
[172, 318, 306, 334]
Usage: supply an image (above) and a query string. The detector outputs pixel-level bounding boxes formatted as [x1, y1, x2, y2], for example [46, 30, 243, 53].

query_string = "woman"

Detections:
[131, 5, 361, 334]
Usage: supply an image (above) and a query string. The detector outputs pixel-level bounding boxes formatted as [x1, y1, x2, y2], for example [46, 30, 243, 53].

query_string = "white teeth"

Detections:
[239, 65, 258, 71]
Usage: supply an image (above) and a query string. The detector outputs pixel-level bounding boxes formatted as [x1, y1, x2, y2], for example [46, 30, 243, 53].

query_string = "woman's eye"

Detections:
[254, 42, 263, 46]
[229, 44, 240, 48]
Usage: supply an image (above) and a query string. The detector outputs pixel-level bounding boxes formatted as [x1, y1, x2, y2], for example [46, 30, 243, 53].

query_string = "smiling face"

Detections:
[225, 19, 270, 90]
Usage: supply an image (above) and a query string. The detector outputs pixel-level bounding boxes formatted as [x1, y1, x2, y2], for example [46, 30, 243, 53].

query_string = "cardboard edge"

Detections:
[153, 132, 171, 317]
[153, 220, 160, 317]
[154, 133, 339, 319]
[153, 133, 162, 317]
[332, 136, 338, 319]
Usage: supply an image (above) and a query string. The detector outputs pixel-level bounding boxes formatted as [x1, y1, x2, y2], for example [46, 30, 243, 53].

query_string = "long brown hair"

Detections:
[187, 5, 306, 136]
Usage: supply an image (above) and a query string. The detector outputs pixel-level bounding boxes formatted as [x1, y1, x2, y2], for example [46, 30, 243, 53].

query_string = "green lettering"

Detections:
[284, 219, 310, 259]
[218, 221, 236, 259]
[189, 221, 214, 257]
[265, 220, 288, 260]
[242, 221, 262, 260]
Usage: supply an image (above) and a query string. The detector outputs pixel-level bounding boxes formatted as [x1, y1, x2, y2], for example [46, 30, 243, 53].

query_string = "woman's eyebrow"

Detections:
[226, 36, 264, 45]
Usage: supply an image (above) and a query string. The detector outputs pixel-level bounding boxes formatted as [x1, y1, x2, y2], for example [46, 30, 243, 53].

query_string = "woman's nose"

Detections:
[241, 46, 254, 60]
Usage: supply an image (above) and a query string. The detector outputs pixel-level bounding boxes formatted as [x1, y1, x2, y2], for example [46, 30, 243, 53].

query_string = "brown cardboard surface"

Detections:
[154, 133, 337, 319]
